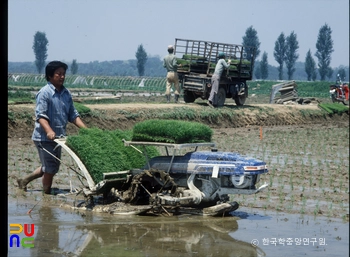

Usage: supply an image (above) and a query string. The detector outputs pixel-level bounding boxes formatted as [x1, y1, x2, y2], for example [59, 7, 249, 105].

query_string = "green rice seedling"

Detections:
[308, 165, 313, 176]
[66, 128, 160, 183]
[342, 215, 347, 222]
[266, 192, 271, 205]
[269, 175, 273, 187]
[313, 201, 320, 216]
[308, 177, 313, 191]
[328, 202, 333, 214]
[339, 180, 343, 193]
[319, 176, 323, 188]
[289, 173, 294, 190]
[277, 175, 282, 187]
[290, 194, 295, 206]
[132, 119, 212, 143]
[271, 165, 276, 176]
[318, 103, 349, 115]
[279, 192, 284, 204]
[300, 196, 307, 214]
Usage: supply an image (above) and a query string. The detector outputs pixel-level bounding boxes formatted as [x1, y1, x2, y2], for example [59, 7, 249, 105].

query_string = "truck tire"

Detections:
[217, 87, 226, 107]
[234, 82, 247, 106]
[183, 91, 196, 103]
[234, 95, 246, 106]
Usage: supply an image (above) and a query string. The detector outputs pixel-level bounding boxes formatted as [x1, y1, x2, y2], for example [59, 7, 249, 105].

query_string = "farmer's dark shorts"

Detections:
[34, 141, 62, 174]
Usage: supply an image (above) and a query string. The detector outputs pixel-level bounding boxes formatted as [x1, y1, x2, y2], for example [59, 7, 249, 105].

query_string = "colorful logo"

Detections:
[9, 224, 35, 248]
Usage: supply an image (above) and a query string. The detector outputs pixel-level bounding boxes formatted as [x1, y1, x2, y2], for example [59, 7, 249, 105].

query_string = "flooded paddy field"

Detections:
[7, 199, 349, 257]
[7, 102, 349, 256]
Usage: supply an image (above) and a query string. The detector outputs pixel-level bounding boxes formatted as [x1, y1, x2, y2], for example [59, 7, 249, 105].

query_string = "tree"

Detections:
[135, 44, 148, 76]
[254, 63, 261, 79]
[32, 31, 48, 74]
[315, 23, 334, 81]
[71, 59, 78, 75]
[327, 67, 334, 80]
[242, 26, 261, 62]
[337, 68, 346, 81]
[304, 50, 317, 81]
[285, 31, 299, 80]
[273, 33, 286, 80]
[260, 52, 269, 80]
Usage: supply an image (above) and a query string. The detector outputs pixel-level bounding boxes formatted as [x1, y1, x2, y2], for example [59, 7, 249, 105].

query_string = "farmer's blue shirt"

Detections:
[32, 82, 80, 141]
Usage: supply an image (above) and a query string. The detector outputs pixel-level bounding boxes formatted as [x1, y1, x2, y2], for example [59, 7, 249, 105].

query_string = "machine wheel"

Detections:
[183, 91, 196, 103]
[217, 87, 226, 107]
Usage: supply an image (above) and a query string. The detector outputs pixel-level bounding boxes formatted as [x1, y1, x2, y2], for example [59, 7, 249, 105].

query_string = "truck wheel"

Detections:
[183, 91, 196, 103]
[234, 82, 247, 106]
[217, 87, 226, 107]
[234, 95, 246, 106]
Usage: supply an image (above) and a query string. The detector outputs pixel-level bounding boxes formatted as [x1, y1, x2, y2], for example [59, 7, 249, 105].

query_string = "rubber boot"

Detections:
[166, 95, 170, 103]
[175, 94, 179, 103]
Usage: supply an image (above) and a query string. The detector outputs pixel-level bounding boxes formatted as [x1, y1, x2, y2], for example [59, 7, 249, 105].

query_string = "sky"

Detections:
[8, 0, 349, 68]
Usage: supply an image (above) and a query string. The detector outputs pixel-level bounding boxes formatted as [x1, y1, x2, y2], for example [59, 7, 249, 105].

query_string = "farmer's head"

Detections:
[167, 45, 174, 53]
[45, 61, 68, 81]
[218, 52, 226, 59]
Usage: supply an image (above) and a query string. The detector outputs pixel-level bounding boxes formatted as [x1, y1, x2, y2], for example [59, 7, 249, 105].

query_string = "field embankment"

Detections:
[7, 102, 349, 140]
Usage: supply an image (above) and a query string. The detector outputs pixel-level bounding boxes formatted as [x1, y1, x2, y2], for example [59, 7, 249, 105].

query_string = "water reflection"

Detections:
[28, 206, 265, 257]
[29, 206, 59, 257]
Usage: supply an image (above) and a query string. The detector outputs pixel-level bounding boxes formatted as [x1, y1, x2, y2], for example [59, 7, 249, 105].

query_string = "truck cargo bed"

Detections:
[174, 38, 255, 79]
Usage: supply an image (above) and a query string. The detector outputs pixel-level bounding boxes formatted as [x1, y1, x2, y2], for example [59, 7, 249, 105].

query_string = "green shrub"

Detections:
[132, 119, 213, 143]
[66, 128, 159, 183]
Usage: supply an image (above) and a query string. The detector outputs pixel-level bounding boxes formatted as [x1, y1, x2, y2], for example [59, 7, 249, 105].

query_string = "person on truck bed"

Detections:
[163, 45, 181, 103]
[208, 52, 231, 107]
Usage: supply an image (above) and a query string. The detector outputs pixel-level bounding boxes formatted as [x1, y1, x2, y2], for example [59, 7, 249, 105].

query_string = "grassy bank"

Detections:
[8, 77, 335, 104]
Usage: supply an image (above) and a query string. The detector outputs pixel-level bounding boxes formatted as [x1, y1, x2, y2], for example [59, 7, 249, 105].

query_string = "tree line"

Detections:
[12, 26, 349, 82]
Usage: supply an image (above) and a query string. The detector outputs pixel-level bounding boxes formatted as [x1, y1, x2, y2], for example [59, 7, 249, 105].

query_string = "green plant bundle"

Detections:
[132, 119, 213, 144]
[66, 128, 159, 183]
[74, 102, 91, 116]
[318, 103, 349, 114]
[182, 54, 207, 60]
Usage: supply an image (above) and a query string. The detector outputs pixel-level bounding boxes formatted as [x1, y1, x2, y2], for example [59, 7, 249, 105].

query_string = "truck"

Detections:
[174, 38, 256, 106]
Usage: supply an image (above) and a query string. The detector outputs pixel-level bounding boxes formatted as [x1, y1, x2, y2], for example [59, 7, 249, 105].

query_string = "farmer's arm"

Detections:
[38, 118, 56, 140]
[72, 116, 87, 129]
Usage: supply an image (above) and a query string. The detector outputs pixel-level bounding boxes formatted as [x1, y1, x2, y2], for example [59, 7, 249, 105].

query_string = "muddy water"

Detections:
[8, 197, 348, 257]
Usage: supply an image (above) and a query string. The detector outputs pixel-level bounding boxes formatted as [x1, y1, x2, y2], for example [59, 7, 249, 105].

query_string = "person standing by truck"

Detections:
[208, 52, 231, 107]
[163, 45, 181, 103]
[17, 61, 87, 194]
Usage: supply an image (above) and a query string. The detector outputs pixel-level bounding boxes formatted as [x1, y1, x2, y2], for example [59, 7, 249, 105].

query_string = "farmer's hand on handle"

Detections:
[47, 131, 56, 140]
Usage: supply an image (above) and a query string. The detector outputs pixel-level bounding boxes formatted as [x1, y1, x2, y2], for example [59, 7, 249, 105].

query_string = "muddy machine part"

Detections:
[55, 139, 268, 216]
[123, 141, 268, 213]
